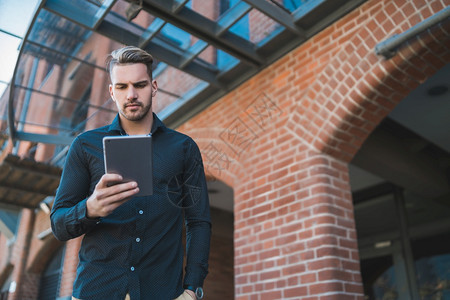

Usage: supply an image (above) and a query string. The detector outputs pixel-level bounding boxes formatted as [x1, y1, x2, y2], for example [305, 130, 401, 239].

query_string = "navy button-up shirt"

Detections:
[51, 113, 211, 300]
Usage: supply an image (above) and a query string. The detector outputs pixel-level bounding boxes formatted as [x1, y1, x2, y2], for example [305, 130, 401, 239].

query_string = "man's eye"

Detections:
[116, 85, 126, 89]
[135, 84, 147, 88]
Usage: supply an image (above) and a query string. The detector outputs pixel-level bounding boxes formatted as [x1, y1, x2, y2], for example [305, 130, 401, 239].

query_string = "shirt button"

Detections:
[136, 238, 141, 243]
[138, 210, 143, 215]
[130, 266, 135, 271]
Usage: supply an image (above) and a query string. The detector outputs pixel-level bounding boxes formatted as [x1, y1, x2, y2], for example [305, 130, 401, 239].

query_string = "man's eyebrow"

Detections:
[114, 80, 149, 86]
[134, 80, 149, 85]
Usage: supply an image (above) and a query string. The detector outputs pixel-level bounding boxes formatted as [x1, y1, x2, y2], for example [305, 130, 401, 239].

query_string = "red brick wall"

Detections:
[7, 209, 35, 300]
[177, 0, 450, 298]
[58, 237, 82, 298]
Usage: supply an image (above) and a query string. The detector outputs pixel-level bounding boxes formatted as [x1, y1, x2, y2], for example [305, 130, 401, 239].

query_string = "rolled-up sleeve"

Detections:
[50, 137, 99, 241]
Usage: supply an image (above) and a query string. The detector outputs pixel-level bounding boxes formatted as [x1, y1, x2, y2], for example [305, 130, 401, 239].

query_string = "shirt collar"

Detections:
[107, 112, 166, 135]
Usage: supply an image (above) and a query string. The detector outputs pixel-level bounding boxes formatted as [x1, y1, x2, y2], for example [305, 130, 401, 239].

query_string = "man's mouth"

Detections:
[126, 103, 141, 109]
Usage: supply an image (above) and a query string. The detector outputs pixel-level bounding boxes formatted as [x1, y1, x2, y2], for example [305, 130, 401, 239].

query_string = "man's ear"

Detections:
[109, 84, 115, 101]
[151, 80, 158, 97]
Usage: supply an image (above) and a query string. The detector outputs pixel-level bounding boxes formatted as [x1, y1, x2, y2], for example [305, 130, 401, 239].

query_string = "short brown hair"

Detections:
[106, 46, 154, 78]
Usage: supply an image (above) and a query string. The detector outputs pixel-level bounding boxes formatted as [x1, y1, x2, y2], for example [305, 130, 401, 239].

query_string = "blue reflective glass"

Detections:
[217, 0, 248, 68]
[282, 0, 313, 12]
[160, 24, 191, 49]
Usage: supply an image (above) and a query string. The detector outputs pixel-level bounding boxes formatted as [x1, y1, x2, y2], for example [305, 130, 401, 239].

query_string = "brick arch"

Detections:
[180, 128, 244, 189]
[27, 237, 63, 274]
[310, 8, 450, 162]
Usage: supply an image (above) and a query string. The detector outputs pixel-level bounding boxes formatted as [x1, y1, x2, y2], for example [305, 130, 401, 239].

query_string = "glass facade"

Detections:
[3, 0, 350, 155]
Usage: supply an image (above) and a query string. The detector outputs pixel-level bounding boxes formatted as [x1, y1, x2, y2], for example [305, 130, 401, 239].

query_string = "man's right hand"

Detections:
[86, 174, 139, 218]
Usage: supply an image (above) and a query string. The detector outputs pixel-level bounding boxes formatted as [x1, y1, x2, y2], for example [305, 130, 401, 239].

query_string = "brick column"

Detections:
[58, 237, 82, 298]
[8, 209, 35, 300]
[234, 151, 362, 299]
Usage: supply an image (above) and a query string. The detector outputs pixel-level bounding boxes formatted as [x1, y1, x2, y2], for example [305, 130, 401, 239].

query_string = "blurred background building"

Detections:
[0, 0, 449, 299]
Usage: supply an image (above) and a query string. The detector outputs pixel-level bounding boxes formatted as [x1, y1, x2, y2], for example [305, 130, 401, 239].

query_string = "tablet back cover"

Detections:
[103, 135, 153, 196]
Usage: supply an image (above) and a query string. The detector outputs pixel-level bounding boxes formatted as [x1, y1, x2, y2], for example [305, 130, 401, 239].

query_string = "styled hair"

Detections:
[106, 46, 154, 78]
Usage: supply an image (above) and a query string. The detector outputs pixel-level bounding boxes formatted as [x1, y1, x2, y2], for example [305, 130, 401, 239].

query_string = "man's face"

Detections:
[109, 63, 157, 122]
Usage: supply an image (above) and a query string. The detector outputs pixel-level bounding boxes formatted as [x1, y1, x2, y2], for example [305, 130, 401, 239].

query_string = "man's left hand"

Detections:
[174, 290, 196, 300]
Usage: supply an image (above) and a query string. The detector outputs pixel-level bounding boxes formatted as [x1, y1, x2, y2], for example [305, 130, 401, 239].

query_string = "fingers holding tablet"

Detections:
[86, 174, 139, 218]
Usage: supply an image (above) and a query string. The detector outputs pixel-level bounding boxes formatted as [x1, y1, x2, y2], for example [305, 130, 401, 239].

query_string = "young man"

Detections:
[51, 46, 211, 300]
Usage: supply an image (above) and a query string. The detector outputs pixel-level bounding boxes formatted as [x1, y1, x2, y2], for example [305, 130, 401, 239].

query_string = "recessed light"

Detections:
[427, 85, 448, 96]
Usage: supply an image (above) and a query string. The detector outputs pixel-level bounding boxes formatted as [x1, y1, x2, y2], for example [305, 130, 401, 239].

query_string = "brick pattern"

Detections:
[175, 1, 450, 299]
[58, 237, 82, 298]
[18, 273, 40, 300]
[302, 0, 450, 163]
[153, 67, 202, 114]
[7, 209, 35, 300]
[231, 152, 361, 299]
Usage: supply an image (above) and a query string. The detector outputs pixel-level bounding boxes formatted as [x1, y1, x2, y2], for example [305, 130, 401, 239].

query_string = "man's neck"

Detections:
[120, 113, 153, 135]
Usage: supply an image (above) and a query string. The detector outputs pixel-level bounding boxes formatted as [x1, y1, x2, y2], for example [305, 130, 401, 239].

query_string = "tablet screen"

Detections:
[103, 135, 153, 196]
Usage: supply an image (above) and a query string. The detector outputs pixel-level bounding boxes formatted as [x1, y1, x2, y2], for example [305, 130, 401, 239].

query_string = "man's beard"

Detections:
[119, 100, 152, 121]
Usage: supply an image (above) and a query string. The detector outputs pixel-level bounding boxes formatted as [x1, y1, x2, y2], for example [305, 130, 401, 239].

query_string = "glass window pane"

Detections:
[217, 49, 239, 71]
[157, 24, 192, 50]
[11, 49, 115, 137]
[248, 8, 283, 44]
[198, 45, 217, 66]
[153, 65, 205, 114]
[48, 0, 108, 28]
[266, 0, 312, 13]
[412, 233, 450, 299]
[28, 10, 92, 63]
[191, 0, 220, 21]
[360, 256, 398, 299]
[229, 12, 249, 39]
[415, 253, 450, 299]
[371, 263, 398, 299]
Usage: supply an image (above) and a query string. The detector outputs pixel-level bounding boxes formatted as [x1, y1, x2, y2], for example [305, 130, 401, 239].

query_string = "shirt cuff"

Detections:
[183, 266, 206, 288]
[78, 198, 101, 225]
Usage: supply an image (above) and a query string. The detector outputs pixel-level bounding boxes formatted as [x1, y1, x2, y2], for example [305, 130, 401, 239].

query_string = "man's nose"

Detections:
[127, 86, 137, 100]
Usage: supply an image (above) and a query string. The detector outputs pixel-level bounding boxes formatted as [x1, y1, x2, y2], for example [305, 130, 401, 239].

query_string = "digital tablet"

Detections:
[103, 135, 153, 196]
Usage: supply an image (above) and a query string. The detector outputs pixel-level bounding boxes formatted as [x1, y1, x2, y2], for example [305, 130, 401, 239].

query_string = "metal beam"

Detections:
[141, 0, 262, 66]
[158, 81, 210, 120]
[242, 0, 305, 37]
[15, 132, 74, 146]
[216, 1, 252, 36]
[292, 0, 326, 22]
[393, 188, 420, 300]
[171, 0, 190, 13]
[23, 39, 105, 71]
[97, 14, 223, 87]
[43, 2, 222, 87]
[376, 6, 450, 59]
[0, 28, 23, 40]
[44, 0, 97, 28]
[139, 18, 166, 49]
[92, 0, 118, 29]
[13, 84, 116, 113]
[179, 40, 209, 69]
